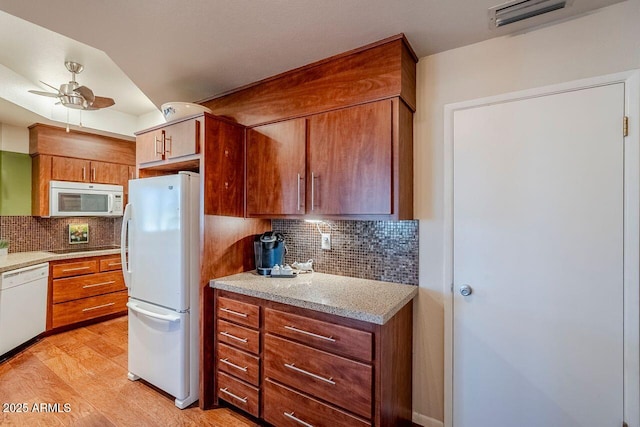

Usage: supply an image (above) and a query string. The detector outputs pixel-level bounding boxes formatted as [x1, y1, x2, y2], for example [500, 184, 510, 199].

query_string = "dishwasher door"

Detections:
[0, 263, 49, 356]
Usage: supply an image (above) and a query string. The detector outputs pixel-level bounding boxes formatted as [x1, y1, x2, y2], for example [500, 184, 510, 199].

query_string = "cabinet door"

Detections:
[51, 156, 91, 182]
[308, 100, 392, 215]
[246, 119, 306, 216]
[136, 129, 164, 164]
[204, 119, 245, 217]
[91, 161, 126, 184]
[164, 118, 201, 159]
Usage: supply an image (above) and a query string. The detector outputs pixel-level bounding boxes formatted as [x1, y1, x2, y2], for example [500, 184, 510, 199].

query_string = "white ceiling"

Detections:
[0, 0, 627, 137]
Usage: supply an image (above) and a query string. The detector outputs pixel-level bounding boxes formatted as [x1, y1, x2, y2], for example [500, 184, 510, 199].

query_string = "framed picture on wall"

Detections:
[69, 223, 89, 244]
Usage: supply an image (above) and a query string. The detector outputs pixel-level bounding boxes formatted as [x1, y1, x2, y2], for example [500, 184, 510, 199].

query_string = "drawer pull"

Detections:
[108, 262, 122, 267]
[220, 307, 248, 318]
[63, 266, 91, 272]
[220, 358, 248, 372]
[284, 411, 314, 427]
[220, 331, 248, 343]
[284, 363, 335, 385]
[83, 280, 116, 289]
[284, 325, 336, 342]
[219, 387, 248, 404]
[82, 302, 115, 312]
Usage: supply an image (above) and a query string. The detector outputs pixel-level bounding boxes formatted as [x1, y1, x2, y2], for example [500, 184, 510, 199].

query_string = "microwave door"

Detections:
[58, 192, 109, 214]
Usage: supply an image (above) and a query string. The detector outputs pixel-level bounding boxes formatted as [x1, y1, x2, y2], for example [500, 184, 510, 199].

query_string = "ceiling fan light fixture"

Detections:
[28, 62, 115, 111]
[489, 0, 572, 28]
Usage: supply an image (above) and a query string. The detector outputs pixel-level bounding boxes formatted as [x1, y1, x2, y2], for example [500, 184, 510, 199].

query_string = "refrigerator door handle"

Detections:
[121, 203, 132, 288]
[127, 301, 180, 322]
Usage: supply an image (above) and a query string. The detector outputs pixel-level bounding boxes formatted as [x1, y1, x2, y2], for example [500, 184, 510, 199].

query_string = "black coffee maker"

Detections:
[254, 232, 286, 275]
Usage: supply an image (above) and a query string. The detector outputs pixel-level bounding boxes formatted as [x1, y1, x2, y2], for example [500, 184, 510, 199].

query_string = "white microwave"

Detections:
[49, 181, 124, 217]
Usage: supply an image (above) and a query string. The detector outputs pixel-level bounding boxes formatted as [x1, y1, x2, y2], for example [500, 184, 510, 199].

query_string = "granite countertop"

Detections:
[210, 271, 418, 325]
[0, 248, 121, 273]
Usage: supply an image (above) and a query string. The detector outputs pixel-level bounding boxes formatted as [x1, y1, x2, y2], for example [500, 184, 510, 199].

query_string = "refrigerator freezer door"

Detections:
[127, 174, 189, 311]
[127, 299, 189, 400]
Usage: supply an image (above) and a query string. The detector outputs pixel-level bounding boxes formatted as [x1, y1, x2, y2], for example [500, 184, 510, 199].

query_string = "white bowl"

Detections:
[160, 102, 212, 122]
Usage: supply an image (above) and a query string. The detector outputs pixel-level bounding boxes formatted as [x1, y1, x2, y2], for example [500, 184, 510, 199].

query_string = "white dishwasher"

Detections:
[0, 263, 49, 357]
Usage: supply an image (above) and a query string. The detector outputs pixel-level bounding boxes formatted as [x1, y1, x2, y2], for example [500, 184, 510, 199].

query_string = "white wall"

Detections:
[412, 1, 640, 425]
[0, 123, 29, 153]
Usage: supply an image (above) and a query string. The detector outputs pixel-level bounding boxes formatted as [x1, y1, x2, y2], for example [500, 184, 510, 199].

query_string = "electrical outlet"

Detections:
[321, 233, 331, 250]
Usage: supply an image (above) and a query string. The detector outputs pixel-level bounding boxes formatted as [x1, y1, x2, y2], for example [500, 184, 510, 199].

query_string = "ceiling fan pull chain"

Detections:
[66, 108, 70, 133]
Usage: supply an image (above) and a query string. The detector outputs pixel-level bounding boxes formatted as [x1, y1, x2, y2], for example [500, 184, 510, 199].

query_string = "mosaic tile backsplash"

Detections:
[272, 219, 419, 285]
[0, 216, 121, 253]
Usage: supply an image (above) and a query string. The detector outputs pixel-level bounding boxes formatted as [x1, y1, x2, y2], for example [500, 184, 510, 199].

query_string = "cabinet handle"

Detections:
[154, 136, 163, 155]
[284, 325, 335, 342]
[283, 412, 314, 427]
[92, 168, 96, 182]
[219, 357, 248, 372]
[82, 167, 86, 181]
[220, 331, 248, 343]
[108, 262, 122, 267]
[284, 363, 335, 385]
[83, 280, 115, 289]
[311, 172, 316, 211]
[219, 387, 248, 404]
[164, 135, 172, 154]
[297, 173, 302, 211]
[62, 266, 91, 272]
[82, 302, 115, 312]
[220, 307, 248, 318]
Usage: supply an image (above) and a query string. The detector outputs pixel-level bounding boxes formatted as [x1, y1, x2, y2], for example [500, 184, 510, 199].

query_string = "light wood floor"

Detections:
[0, 316, 258, 426]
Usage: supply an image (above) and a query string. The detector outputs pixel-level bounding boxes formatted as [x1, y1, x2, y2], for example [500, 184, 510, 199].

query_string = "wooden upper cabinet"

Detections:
[164, 118, 200, 159]
[246, 119, 306, 216]
[136, 128, 164, 164]
[51, 157, 91, 182]
[92, 161, 127, 185]
[204, 117, 245, 217]
[136, 118, 201, 166]
[308, 100, 393, 216]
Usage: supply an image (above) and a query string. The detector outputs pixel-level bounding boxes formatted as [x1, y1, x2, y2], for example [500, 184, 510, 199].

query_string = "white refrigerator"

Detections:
[120, 172, 200, 409]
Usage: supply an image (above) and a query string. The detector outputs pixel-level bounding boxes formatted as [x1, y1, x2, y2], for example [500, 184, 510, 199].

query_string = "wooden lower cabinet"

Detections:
[48, 255, 128, 330]
[211, 289, 413, 426]
[263, 379, 370, 427]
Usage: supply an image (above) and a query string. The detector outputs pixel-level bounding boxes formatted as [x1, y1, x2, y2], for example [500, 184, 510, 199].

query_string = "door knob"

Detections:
[459, 285, 473, 296]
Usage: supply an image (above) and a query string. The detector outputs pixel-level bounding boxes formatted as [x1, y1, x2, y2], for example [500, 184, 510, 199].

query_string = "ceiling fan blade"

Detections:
[89, 96, 115, 109]
[28, 90, 60, 98]
[39, 80, 62, 93]
[75, 86, 95, 103]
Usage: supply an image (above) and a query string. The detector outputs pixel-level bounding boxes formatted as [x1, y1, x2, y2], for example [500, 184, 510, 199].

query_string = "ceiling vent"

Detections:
[488, 0, 572, 28]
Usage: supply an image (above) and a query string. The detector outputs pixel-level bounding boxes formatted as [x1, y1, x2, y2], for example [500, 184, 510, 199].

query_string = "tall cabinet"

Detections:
[135, 113, 271, 409]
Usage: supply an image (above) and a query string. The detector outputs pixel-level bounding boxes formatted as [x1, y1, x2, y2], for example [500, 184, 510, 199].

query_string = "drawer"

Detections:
[217, 296, 260, 328]
[217, 371, 259, 417]
[218, 319, 260, 355]
[263, 379, 370, 427]
[51, 290, 127, 328]
[264, 334, 372, 419]
[218, 342, 260, 386]
[52, 259, 99, 278]
[265, 308, 372, 361]
[52, 271, 125, 303]
[99, 256, 123, 272]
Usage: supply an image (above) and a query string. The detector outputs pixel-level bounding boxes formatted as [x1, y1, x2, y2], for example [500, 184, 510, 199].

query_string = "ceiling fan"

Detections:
[29, 61, 115, 110]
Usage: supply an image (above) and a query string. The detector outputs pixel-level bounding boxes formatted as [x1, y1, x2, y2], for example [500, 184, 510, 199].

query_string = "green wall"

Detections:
[0, 151, 31, 215]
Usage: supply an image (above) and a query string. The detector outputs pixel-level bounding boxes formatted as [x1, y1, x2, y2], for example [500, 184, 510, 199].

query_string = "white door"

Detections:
[452, 83, 626, 426]
[127, 174, 188, 311]
[127, 299, 189, 399]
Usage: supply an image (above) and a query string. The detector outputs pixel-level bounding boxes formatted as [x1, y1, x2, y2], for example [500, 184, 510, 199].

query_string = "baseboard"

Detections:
[413, 412, 444, 427]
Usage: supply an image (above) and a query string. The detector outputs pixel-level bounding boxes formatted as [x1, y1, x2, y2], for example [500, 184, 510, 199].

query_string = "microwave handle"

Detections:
[107, 194, 114, 213]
